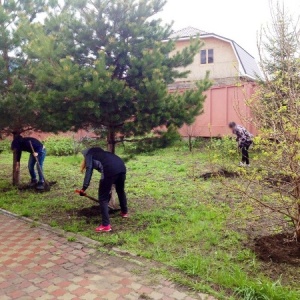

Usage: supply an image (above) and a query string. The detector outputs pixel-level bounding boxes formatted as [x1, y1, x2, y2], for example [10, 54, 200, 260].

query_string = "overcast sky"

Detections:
[156, 0, 300, 60]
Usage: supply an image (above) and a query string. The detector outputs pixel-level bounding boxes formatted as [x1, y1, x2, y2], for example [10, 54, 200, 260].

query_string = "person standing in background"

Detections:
[229, 122, 253, 167]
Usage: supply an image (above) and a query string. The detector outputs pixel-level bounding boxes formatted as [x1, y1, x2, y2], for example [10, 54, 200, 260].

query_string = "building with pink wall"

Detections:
[178, 83, 257, 137]
[168, 27, 261, 137]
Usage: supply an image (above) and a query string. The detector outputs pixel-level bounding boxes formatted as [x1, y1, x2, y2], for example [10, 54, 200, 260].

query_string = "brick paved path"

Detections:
[0, 211, 215, 300]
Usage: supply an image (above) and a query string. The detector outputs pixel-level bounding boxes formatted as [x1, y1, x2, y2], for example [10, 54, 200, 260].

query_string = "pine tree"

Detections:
[0, 0, 64, 184]
[34, 0, 211, 153]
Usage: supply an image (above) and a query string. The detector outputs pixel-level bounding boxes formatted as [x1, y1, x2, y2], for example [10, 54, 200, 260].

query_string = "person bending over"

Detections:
[229, 122, 253, 167]
[11, 135, 46, 189]
[78, 147, 128, 232]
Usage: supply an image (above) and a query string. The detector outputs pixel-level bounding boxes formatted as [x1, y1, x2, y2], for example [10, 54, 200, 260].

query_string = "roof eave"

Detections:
[240, 74, 257, 81]
[162, 36, 199, 42]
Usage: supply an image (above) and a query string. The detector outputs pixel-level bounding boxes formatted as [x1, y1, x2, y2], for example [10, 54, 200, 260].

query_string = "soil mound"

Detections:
[77, 205, 120, 218]
[199, 168, 239, 180]
[253, 233, 300, 265]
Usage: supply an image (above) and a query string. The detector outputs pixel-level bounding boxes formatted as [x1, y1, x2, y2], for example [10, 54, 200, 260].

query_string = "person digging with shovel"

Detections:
[78, 147, 128, 232]
[229, 122, 253, 167]
[11, 134, 47, 190]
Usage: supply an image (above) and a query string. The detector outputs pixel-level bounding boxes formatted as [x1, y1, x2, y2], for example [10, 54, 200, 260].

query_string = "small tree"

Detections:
[227, 2, 300, 240]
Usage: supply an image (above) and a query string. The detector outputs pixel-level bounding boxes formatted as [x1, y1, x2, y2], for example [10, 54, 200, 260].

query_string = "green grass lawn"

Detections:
[0, 143, 299, 300]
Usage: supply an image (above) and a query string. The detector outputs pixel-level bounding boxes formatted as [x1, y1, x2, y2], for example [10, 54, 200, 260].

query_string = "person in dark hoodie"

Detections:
[11, 135, 46, 190]
[78, 147, 128, 232]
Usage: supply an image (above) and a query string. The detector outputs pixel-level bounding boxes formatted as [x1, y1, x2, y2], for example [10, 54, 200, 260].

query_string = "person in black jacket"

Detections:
[11, 135, 46, 189]
[78, 147, 128, 232]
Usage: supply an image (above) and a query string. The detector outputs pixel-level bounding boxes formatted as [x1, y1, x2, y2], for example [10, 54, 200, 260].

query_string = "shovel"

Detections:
[29, 141, 50, 191]
[75, 189, 120, 212]
[75, 189, 98, 203]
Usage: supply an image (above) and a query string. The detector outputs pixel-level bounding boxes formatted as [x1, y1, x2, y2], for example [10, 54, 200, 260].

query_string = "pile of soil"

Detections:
[253, 233, 300, 265]
[199, 168, 239, 180]
[264, 174, 292, 187]
[77, 205, 120, 218]
[77, 205, 100, 218]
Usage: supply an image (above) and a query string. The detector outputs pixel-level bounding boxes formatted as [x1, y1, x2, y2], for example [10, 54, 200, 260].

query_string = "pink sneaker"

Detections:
[95, 225, 112, 232]
[120, 212, 128, 218]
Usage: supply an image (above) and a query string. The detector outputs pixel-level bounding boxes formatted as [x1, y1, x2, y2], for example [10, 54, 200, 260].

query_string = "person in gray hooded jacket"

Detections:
[229, 122, 253, 166]
[78, 147, 128, 232]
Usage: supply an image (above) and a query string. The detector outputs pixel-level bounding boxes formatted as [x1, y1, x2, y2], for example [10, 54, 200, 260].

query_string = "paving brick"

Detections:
[82, 292, 98, 300]
[45, 285, 60, 293]
[57, 292, 76, 300]
[119, 277, 133, 285]
[114, 286, 132, 296]
[102, 291, 119, 300]
[170, 291, 187, 300]
[51, 288, 68, 297]
[77, 278, 92, 286]
[38, 294, 56, 300]
[37, 281, 53, 289]
[139, 286, 154, 294]
[18, 280, 32, 289]
[58, 280, 73, 288]
[0, 212, 214, 300]
[149, 291, 164, 300]
[71, 287, 90, 297]
[8, 290, 26, 299]
[23, 285, 39, 294]
[66, 283, 81, 292]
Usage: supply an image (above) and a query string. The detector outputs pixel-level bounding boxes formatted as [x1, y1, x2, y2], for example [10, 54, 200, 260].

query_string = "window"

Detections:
[200, 49, 214, 64]
[200, 50, 206, 64]
[208, 49, 214, 63]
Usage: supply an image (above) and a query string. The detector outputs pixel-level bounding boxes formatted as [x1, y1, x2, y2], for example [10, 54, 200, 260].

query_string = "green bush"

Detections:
[124, 126, 181, 154]
[207, 136, 239, 163]
[44, 136, 108, 156]
[0, 139, 11, 153]
[79, 136, 107, 149]
[44, 136, 81, 156]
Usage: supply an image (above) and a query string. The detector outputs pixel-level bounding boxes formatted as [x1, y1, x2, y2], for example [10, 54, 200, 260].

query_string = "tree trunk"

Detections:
[12, 151, 20, 186]
[188, 135, 192, 152]
[107, 127, 116, 154]
[107, 127, 118, 209]
[296, 204, 300, 241]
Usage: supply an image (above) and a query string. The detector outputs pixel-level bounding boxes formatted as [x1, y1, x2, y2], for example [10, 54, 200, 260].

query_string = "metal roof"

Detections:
[170, 27, 262, 80]
[232, 42, 261, 79]
[169, 26, 208, 39]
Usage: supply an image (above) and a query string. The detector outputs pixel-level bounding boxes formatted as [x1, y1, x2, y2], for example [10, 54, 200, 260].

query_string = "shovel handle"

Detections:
[74, 190, 120, 211]
[75, 189, 86, 196]
[75, 189, 99, 203]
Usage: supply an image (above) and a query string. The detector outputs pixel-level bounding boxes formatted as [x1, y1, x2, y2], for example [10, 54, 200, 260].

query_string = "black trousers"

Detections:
[98, 173, 127, 226]
[240, 145, 251, 165]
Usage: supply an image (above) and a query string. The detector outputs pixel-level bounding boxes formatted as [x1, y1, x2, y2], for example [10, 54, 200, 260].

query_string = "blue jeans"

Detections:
[28, 149, 46, 183]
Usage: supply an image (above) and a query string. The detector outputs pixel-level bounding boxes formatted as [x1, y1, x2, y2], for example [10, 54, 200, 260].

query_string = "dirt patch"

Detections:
[76, 205, 121, 218]
[18, 181, 57, 192]
[264, 175, 292, 186]
[198, 168, 239, 180]
[253, 233, 300, 265]
[77, 205, 101, 218]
